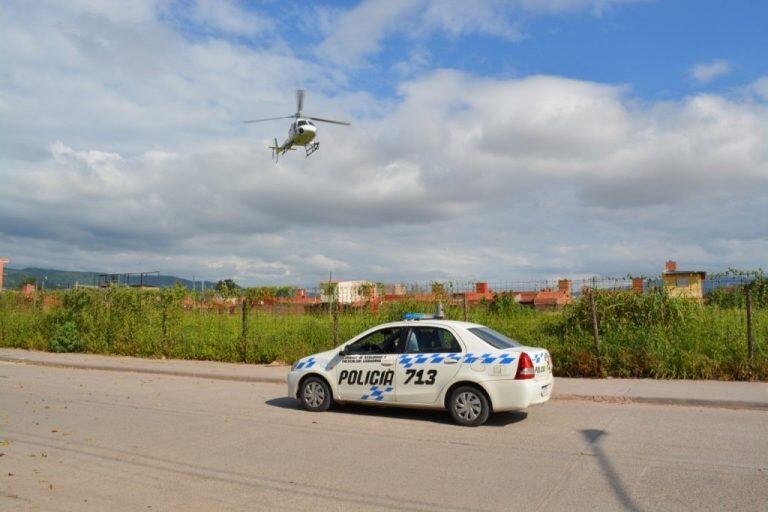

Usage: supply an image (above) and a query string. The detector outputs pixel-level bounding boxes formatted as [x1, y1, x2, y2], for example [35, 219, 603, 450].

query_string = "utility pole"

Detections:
[241, 294, 249, 362]
[746, 284, 754, 362]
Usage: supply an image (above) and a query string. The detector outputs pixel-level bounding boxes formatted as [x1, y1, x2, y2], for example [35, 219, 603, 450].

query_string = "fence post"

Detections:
[332, 300, 339, 346]
[161, 303, 167, 339]
[462, 293, 468, 322]
[241, 297, 248, 362]
[589, 289, 602, 373]
[745, 284, 753, 362]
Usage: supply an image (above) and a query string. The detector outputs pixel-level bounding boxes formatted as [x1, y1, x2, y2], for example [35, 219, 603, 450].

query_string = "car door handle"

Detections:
[443, 359, 458, 365]
[381, 359, 394, 366]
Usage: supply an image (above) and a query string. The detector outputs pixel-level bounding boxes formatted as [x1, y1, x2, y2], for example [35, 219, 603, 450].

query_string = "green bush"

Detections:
[49, 321, 82, 353]
[0, 286, 765, 380]
[707, 276, 768, 309]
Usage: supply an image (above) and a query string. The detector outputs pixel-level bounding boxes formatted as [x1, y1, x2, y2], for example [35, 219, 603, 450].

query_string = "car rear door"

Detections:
[395, 325, 463, 405]
[335, 326, 404, 403]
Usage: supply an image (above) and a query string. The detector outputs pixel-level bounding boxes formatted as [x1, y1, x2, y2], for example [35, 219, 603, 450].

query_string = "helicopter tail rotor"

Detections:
[269, 138, 279, 162]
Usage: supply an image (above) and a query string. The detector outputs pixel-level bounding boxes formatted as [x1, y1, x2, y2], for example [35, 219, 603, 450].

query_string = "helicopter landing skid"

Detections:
[304, 142, 320, 157]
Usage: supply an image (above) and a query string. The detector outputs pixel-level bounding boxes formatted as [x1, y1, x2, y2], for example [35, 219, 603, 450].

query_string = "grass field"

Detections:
[1, 286, 766, 380]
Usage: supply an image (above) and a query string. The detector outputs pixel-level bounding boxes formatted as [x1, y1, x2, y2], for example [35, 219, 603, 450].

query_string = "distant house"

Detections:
[513, 280, 572, 310]
[321, 280, 376, 305]
[22, 283, 36, 298]
[662, 260, 706, 302]
[453, 282, 494, 304]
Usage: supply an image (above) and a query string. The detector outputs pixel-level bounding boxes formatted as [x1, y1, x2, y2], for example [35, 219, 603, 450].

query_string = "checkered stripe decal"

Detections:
[533, 353, 545, 364]
[361, 385, 394, 401]
[295, 356, 316, 370]
[497, 353, 517, 364]
[398, 353, 516, 367]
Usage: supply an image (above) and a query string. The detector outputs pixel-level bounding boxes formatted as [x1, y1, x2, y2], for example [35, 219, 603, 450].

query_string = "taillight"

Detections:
[515, 352, 535, 380]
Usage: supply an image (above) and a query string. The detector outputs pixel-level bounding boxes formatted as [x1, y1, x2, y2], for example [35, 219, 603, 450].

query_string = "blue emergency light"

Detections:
[403, 313, 432, 320]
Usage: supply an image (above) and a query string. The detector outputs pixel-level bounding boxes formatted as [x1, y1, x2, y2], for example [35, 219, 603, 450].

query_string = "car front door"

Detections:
[335, 327, 404, 403]
[396, 326, 464, 405]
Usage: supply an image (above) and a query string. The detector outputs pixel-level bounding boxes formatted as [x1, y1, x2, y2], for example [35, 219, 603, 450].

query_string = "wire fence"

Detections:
[291, 274, 761, 305]
[5, 272, 763, 310]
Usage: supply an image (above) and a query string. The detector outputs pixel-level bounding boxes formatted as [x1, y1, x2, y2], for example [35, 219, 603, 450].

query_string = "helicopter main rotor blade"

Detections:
[242, 116, 294, 123]
[307, 116, 351, 126]
[296, 89, 305, 114]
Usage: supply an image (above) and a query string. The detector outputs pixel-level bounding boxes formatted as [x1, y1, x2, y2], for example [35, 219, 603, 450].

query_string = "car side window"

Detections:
[405, 327, 462, 353]
[347, 327, 403, 355]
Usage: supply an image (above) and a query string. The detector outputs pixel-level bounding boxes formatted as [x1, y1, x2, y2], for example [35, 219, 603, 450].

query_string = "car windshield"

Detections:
[469, 327, 522, 349]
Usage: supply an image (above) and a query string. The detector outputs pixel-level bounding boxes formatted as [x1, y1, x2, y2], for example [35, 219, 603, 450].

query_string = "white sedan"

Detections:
[287, 315, 553, 426]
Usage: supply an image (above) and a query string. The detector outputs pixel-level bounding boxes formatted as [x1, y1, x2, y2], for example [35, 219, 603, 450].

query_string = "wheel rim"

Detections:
[303, 381, 325, 408]
[454, 391, 482, 421]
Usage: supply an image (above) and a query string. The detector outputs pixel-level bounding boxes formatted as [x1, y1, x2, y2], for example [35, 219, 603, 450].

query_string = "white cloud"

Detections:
[186, 0, 271, 37]
[516, 0, 645, 15]
[392, 47, 432, 77]
[315, 0, 414, 67]
[689, 59, 732, 84]
[1, 1, 766, 285]
[61, 0, 159, 23]
[315, 0, 641, 67]
[420, 1, 525, 41]
[750, 77, 768, 101]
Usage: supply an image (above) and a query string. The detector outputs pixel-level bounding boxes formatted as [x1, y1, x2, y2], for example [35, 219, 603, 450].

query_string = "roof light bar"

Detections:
[403, 313, 433, 320]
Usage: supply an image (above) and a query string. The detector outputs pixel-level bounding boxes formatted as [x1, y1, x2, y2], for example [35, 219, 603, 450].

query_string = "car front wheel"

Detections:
[449, 386, 490, 426]
[300, 376, 332, 412]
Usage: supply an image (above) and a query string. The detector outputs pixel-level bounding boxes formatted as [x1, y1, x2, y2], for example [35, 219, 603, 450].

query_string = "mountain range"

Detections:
[2, 267, 217, 291]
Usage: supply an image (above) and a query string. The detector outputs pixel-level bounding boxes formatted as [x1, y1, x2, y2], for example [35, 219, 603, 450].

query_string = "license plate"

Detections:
[540, 384, 551, 397]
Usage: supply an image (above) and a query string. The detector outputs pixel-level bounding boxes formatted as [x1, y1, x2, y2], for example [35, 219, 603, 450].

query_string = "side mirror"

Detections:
[339, 346, 348, 357]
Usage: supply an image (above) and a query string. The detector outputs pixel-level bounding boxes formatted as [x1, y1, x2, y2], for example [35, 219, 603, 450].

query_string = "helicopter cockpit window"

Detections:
[297, 120, 307, 126]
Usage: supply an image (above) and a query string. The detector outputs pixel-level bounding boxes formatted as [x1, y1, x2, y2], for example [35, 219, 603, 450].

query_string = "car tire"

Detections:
[300, 376, 332, 412]
[449, 386, 490, 426]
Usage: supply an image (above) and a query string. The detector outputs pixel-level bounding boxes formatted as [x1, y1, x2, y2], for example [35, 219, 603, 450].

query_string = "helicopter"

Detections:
[243, 90, 350, 161]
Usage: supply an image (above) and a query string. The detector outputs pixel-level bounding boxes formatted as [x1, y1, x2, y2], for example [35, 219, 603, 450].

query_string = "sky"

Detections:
[1, 0, 767, 286]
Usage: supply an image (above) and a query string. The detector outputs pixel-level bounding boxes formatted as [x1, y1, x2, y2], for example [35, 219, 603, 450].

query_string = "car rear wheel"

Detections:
[449, 386, 490, 426]
[300, 376, 332, 412]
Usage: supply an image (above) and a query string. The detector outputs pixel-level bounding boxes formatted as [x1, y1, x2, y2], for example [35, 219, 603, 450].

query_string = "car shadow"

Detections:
[265, 397, 527, 427]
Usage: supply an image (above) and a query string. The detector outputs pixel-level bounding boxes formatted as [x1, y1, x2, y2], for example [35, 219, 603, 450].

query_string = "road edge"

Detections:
[553, 393, 768, 411]
[2, 355, 766, 411]
[0, 355, 286, 385]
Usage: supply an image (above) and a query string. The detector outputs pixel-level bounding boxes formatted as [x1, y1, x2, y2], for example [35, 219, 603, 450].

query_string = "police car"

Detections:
[287, 313, 554, 426]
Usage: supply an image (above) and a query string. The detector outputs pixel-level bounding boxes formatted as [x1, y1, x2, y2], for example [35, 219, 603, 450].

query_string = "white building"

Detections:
[320, 280, 376, 304]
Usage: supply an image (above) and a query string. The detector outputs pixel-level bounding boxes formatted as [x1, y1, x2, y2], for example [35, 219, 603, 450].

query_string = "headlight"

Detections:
[291, 361, 299, 371]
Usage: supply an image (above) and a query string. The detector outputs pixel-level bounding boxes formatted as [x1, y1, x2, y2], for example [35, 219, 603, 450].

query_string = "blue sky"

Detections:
[1, 0, 766, 285]
[267, 0, 768, 100]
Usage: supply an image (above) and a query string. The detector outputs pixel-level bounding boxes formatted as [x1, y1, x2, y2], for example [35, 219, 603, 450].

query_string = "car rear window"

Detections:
[469, 327, 522, 350]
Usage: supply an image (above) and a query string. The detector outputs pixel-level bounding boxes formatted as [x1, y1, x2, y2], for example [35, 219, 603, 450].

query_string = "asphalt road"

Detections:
[1, 361, 766, 511]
